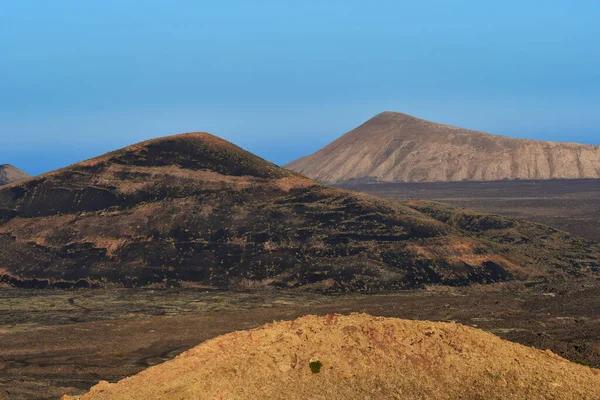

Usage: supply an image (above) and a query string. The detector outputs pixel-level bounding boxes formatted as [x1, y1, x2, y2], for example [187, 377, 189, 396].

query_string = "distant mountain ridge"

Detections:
[0, 164, 30, 185]
[285, 112, 600, 183]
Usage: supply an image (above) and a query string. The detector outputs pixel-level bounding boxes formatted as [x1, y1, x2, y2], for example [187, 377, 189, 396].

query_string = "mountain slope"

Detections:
[286, 111, 600, 183]
[0, 132, 598, 291]
[0, 164, 30, 186]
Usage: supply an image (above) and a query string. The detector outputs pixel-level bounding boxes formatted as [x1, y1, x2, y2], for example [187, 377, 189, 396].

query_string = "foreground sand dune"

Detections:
[63, 313, 600, 400]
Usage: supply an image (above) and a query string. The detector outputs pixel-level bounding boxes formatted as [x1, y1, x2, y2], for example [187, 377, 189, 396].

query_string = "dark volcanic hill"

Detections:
[286, 112, 600, 183]
[0, 164, 30, 186]
[0, 132, 598, 291]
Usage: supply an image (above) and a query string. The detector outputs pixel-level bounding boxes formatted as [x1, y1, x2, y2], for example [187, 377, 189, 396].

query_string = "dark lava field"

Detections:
[339, 179, 600, 242]
[2, 281, 600, 399]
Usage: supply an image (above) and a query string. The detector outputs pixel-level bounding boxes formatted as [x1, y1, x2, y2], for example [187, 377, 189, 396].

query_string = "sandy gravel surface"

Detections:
[64, 313, 600, 400]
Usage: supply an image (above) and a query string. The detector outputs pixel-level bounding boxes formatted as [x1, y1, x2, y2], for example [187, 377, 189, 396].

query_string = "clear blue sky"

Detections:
[1, 0, 599, 175]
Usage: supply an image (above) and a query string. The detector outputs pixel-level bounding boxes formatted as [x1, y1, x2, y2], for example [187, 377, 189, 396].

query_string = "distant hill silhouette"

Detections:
[286, 111, 600, 183]
[0, 164, 30, 186]
[0, 132, 598, 290]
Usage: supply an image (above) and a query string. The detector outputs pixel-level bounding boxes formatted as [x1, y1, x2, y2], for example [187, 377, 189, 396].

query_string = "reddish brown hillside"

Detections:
[0, 132, 598, 291]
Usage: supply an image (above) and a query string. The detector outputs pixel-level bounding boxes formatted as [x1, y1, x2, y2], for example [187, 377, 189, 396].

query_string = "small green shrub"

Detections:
[573, 360, 590, 367]
[309, 360, 323, 373]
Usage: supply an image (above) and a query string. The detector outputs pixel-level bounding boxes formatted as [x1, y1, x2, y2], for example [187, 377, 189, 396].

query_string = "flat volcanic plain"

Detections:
[2, 282, 600, 399]
[338, 179, 600, 242]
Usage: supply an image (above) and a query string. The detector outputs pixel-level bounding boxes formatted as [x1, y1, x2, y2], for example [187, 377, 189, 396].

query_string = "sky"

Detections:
[1, 0, 599, 175]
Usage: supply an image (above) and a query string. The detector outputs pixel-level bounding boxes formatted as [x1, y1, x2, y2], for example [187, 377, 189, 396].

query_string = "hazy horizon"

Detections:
[2, 1, 599, 175]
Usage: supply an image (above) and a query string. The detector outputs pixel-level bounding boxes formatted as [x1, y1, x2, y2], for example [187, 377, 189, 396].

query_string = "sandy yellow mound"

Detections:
[64, 313, 600, 400]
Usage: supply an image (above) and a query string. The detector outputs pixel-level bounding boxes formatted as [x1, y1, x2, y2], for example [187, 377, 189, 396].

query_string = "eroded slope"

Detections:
[286, 111, 600, 183]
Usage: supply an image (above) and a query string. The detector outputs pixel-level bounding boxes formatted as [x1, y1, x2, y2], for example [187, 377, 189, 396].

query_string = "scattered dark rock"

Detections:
[0, 132, 599, 291]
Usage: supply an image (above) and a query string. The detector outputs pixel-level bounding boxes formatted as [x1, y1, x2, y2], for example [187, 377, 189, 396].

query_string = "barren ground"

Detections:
[286, 111, 600, 183]
[338, 179, 600, 241]
[2, 281, 600, 399]
[64, 313, 600, 400]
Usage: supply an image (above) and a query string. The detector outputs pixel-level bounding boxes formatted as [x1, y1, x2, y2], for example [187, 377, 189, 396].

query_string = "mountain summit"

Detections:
[286, 112, 600, 183]
[0, 132, 598, 290]
[0, 164, 30, 186]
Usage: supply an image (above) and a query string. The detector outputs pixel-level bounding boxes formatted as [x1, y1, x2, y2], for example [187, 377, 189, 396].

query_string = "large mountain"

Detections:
[286, 112, 600, 183]
[0, 132, 598, 291]
[0, 164, 30, 186]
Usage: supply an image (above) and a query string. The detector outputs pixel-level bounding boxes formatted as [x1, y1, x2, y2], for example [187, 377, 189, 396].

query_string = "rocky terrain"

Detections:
[0, 132, 599, 291]
[286, 111, 600, 183]
[62, 313, 600, 400]
[4, 282, 600, 399]
[0, 164, 30, 186]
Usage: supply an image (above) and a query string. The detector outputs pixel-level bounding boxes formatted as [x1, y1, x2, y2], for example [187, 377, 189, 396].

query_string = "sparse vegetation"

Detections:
[573, 360, 591, 367]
